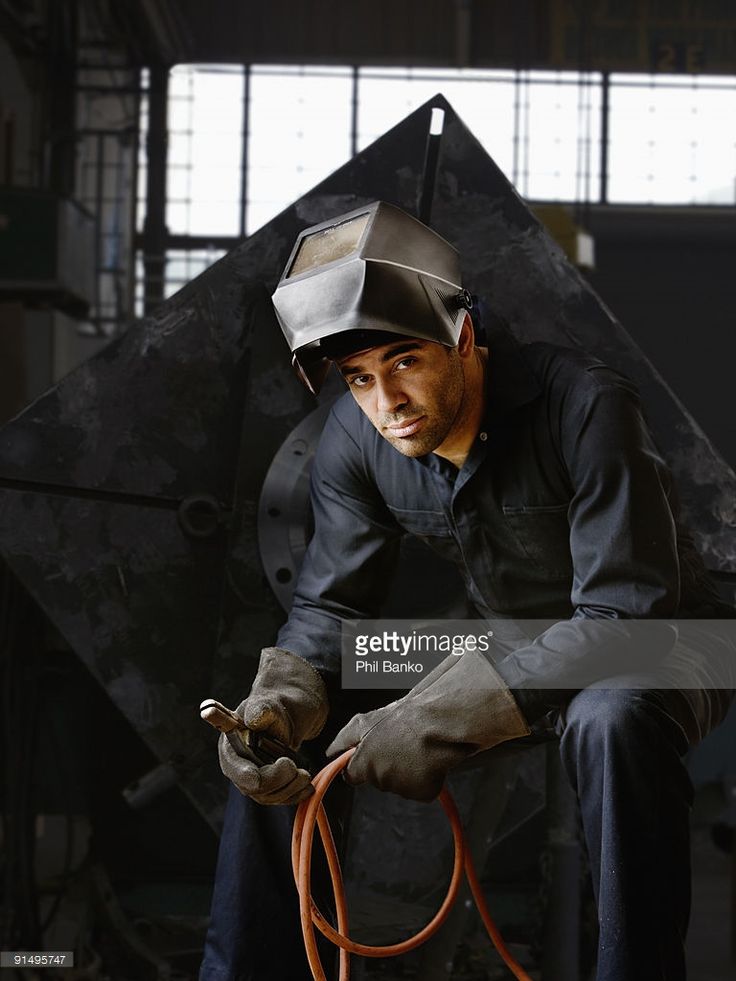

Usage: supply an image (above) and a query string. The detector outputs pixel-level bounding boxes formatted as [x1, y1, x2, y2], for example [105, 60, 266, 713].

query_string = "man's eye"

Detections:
[349, 375, 371, 388]
[395, 357, 416, 370]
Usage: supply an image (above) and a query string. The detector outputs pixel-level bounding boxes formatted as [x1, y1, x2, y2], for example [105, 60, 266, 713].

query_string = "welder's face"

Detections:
[336, 339, 465, 457]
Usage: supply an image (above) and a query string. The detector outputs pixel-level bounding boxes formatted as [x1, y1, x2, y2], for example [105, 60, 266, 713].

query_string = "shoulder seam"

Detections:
[330, 401, 363, 452]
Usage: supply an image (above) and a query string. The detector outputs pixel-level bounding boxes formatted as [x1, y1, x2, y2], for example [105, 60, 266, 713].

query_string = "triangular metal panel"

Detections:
[1, 95, 734, 829]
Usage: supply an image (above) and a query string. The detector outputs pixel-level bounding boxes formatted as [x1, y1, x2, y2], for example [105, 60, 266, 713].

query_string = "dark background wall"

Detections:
[587, 207, 736, 470]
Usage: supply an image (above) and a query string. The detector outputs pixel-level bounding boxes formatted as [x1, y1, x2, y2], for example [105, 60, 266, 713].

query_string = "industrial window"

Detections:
[608, 73, 736, 204]
[248, 66, 353, 235]
[522, 71, 602, 202]
[137, 68, 149, 238]
[356, 68, 601, 202]
[164, 248, 228, 297]
[356, 67, 517, 179]
[136, 64, 736, 317]
[167, 65, 244, 236]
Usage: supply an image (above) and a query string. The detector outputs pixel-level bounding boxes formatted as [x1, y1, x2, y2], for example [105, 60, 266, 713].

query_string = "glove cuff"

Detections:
[474, 653, 532, 742]
[247, 647, 330, 745]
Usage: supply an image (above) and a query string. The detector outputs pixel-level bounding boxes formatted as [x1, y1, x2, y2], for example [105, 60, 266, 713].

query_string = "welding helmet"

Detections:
[271, 201, 472, 394]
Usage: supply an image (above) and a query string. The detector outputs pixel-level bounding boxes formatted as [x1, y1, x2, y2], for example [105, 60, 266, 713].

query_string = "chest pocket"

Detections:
[502, 503, 572, 579]
[387, 506, 453, 539]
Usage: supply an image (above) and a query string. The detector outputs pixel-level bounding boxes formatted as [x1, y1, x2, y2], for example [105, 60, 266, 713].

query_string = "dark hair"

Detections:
[319, 329, 415, 361]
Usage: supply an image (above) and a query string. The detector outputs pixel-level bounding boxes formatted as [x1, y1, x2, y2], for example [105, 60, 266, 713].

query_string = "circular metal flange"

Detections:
[257, 402, 335, 611]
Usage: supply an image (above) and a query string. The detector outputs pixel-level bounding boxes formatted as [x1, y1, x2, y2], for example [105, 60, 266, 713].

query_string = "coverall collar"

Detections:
[421, 324, 542, 486]
[484, 324, 542, 418]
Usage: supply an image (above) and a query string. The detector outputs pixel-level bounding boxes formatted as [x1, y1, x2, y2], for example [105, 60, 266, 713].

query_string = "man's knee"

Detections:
[559, 687, 689, 765]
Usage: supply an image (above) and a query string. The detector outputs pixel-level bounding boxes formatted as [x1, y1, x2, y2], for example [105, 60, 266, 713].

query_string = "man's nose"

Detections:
[375, 376, 408, 415]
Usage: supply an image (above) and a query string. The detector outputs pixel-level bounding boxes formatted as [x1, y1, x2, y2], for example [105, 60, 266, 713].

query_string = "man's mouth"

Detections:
[385, 416, 426, 438]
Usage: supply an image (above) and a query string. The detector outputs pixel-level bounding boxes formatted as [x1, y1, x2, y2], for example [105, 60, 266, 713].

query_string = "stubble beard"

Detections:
[378, 353, 466, 458]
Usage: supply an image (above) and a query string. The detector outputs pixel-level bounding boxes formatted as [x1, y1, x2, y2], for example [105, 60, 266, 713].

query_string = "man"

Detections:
[199, 201, 734, 981]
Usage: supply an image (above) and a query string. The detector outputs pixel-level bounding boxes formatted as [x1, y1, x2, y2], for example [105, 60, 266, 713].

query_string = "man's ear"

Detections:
[456, 313, 475, 358]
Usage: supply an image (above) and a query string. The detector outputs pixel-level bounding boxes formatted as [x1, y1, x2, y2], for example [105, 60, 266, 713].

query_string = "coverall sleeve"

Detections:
[276, 407, 403, 676]
[494, 370, 680, 722]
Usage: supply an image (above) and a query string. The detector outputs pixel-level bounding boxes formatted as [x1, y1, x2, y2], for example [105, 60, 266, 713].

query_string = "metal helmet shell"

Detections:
[271, 201, 470, 393]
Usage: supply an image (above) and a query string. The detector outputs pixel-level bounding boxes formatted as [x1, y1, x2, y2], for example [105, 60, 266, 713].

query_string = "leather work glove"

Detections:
[326, 647, 530, 801]
[218, 647, 329, 805]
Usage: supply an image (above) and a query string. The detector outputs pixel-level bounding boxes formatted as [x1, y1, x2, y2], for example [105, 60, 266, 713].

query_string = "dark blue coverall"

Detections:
[200, 327, 735, 981]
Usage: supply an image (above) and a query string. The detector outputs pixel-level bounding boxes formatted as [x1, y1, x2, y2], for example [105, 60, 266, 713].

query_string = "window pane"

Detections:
[247, 66, 352, 234]
[357, 68, 601, 201]
[134, 249, 226, 317]
[357, 68, 516, 181]
[135, 251, 145, 318]
[525, 72, 602, 201]
[166, 65, 244, 235]
[608, 74, 736, 204]
[136, 68, 149, 234]
[164, 248, 227, 298]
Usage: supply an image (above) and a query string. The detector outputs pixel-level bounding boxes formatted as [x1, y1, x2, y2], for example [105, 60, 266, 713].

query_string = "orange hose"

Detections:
[292, 748, 534, 981]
